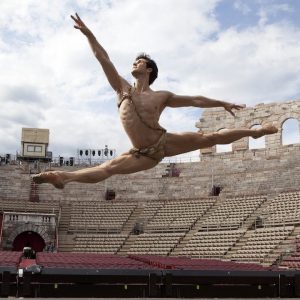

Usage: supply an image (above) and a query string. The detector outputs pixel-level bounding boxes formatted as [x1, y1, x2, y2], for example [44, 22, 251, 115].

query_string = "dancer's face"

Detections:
[131, 58, 149, 76]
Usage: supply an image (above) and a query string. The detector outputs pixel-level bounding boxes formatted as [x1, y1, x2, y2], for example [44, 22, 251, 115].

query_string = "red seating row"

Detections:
[0, 251, 274, 271]
[129, 255, 271, 271]
[0, 251, 22, 267]
[36, 252, 157, 269]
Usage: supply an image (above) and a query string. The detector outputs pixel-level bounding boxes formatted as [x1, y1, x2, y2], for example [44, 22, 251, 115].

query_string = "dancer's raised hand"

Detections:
[224, 103, 245, 117]
[71, 13, 92, 36]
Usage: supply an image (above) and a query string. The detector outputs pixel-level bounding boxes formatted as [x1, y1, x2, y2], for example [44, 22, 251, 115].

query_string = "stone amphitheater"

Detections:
[1, 99, 300, 298]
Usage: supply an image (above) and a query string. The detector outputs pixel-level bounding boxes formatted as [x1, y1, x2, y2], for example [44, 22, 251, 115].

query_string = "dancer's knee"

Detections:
[102, 164, 114, 177]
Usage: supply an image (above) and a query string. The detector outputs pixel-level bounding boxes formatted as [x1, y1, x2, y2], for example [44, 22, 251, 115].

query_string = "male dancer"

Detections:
[33, 14, 277, 189]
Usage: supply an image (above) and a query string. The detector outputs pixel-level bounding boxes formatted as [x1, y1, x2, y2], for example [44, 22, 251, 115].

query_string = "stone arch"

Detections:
[13, 231, 46, 252]
[216, 128, 232, 153]
[281, 117, 300, 145]
[278, 112, 300, 141]
[8, 223, 51, 246]
[249, 124, 266, 149]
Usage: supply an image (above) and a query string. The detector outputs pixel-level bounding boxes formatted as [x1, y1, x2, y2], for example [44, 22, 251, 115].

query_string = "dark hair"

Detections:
[135, 53, 158, 85]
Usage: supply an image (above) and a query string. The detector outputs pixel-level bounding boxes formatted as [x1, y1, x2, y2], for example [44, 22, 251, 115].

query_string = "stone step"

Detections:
[121, 205, 144, 234]
[118, 234, 138, 255]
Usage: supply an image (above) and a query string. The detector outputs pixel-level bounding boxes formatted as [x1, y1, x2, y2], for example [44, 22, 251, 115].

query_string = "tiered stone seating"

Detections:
[128, 232, 185, 255]
[130, 254, 270, 271]
[36, 252, 153, 269]
[181, 229, 245, 258]
[260, 191, 300, 226]
[231, 226, 294, 263]
[73, 233, 128, 253]
[201, 195, 266, 229]
[146, 198, 215, 232]
[139, 200, 164, 224]
[0, 251, 22, 267]
[69, 201, 136, 232]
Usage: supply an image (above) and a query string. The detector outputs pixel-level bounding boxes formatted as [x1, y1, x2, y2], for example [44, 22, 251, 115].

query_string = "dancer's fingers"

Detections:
[71, 15, 80, 25]
[237, 104, 246, 109]
[76, 13, 83, 23]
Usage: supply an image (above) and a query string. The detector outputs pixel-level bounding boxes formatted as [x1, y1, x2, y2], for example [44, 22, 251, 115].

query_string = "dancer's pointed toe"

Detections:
[32, 172, 65, 189]
[252, 123, 278, 139]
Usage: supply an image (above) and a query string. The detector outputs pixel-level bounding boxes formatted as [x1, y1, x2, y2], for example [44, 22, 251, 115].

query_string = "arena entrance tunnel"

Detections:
[12, 231, 45, 252]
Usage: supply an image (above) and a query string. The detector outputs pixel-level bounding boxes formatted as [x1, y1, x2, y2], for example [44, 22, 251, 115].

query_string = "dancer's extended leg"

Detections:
[32, 152, 158, 189]
[164, 123, 278, 156]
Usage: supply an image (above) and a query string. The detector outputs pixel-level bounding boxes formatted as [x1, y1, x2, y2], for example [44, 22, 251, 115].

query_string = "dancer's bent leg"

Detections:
[164, 123, 278, 156]
[32, 152, 158, 189]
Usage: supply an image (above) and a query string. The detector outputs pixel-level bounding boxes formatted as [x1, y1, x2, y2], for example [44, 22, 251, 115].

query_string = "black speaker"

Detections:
[133, 222, 144, 235]
[70, 157, 74, 166]
[295, 274, 300, 296]
[23, 271, 31, 296]
[105, 189, 116, 200]
[104, 149, 108, 156]
[148, 273, 159, 297]
[211, 185, 222, 196]
[59, 157, 64, 166]
[5, 154, 10, 164]
[1, 271, 10, 296]
[165, 273, 172, 297]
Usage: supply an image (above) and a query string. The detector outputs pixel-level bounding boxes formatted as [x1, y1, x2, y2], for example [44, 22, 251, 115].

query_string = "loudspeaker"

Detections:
[211, 185, 222, 196]
[165, 273, 172, 297]
[70, 157, 74, 166]
[5, 154, 10, 164]
[104, 147, 108, 156]
[295, 274, 300, 296]
[23, 271, 31, 296]
[59, 157, 64, 166]
[133, 222, 144, 235]
[148, 273, 159, 297]
[105, 189, 116, 200]
[1, 271, 10, 296]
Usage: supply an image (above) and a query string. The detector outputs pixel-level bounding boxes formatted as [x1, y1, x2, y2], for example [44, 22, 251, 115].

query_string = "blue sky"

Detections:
[216, 0, 300, 30]
[0, 0, 300, 161]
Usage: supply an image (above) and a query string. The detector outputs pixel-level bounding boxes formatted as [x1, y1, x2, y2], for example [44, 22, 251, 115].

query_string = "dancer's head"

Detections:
[132, 53, 158, 85]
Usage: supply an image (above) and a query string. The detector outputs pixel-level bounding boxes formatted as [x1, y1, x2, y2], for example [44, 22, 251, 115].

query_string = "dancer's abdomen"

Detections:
[119, 100, 162, 148]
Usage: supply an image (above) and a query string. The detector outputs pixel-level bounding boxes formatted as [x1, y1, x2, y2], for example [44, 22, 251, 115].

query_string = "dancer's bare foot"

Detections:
[32, 171, 66, 189]
[252, 123, 278, 139]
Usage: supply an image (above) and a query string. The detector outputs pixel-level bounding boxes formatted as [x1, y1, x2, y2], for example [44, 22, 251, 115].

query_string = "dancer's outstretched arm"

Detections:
[165, 93, 245, 116]
[71, 13, 125, 93]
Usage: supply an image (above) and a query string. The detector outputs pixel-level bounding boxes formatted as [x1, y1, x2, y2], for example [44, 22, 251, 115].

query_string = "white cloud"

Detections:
[257, 3, 292, 27]
[234, 1, 251, 15]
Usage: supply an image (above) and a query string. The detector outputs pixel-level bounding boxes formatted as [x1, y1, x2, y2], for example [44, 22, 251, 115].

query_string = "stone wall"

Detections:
[196, 99, 300, 158]
[1, 212, 56, 250]
[0, 100, 299, 201]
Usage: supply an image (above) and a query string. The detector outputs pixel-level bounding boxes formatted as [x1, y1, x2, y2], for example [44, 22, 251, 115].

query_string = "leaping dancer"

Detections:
[33, 13, 278, 189]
